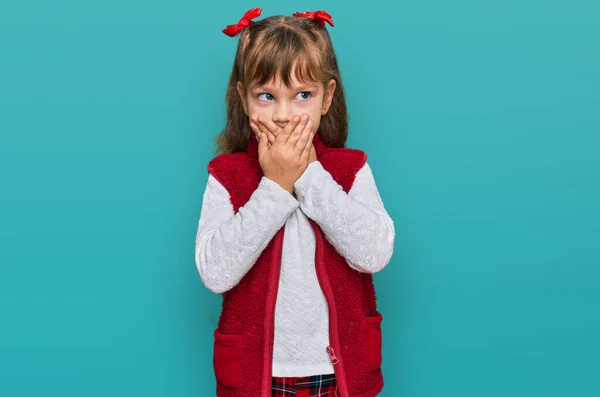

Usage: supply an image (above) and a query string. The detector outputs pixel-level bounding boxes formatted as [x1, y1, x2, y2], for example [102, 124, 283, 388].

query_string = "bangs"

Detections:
[244, 27, 323, 88]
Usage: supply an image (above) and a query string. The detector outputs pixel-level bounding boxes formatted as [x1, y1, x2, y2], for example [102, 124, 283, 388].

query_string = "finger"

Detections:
[256, 115, 286, 142]
[250, 115, 269, 137]
[301, 130, 315, 163]
[249, 122, 272, 147]
[257, 132, 269, 157]
[266, 130, 276, 145]
[288, 114, 309, 147]
[257, 120, 278, 146]
[282, 115, 302, 144]
[259, 115, 301, 145]
[294, 118, 312, 151]
[249, 121, 262, 140]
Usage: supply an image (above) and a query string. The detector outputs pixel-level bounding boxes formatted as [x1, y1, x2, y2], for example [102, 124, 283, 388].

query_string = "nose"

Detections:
[272, 101, 292, 126]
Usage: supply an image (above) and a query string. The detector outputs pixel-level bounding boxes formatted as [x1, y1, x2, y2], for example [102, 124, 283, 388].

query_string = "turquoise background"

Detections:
[1, 0, 599, 395]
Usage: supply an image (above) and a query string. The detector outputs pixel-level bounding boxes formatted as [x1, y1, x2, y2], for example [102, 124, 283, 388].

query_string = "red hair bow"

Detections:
[292, 10, 334, 27]
[222, 8, 262, 37]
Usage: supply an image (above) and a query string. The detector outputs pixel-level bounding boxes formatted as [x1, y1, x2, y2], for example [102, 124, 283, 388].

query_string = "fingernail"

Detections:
[301, 114, 308, 121]
[251, 114, 257, 121]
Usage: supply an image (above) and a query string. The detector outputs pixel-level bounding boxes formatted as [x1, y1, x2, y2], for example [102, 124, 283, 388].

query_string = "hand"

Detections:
[249, 113, 313, 151]
[249, 114, 314, 193]
[251, 114, 319, 178]
[250, 114, 317, 153]
[250, 113, 318, 165]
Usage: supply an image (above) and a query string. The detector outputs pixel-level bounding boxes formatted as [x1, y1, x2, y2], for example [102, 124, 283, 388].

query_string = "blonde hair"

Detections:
[215, 15, 348, 154]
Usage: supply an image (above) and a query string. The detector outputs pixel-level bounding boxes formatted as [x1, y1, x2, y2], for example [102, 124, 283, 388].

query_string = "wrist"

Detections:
[267, 176, 294, 194]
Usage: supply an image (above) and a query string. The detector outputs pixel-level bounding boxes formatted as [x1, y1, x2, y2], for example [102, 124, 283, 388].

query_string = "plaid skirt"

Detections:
[272, 373, 340, 397]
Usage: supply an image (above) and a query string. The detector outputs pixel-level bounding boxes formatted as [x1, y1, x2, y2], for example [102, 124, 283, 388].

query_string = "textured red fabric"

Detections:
[207, 132, 384, 397]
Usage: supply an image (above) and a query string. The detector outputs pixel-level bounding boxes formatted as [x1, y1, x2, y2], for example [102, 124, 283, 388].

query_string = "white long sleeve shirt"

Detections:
[195, 160, 395, 377]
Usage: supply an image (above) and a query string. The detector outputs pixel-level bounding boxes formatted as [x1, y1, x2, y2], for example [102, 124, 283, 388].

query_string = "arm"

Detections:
[195, 173, 299, 293]
[293, 161, 395, 274]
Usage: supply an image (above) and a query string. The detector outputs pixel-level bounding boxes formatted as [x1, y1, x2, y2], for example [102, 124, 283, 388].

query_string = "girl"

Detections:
[195, 8, 395, 397]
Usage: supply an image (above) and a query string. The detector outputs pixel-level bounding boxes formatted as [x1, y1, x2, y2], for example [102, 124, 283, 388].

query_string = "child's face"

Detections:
[237, 75, 336, 135]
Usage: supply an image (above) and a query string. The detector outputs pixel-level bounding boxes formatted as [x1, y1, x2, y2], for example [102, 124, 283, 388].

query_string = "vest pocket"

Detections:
[363, 312, 383, 372]
[213, 330, 243, 389]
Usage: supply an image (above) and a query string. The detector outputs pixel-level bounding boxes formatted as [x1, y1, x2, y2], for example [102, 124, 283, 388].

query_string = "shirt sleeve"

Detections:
[293, 161, 395, 274]
[195, 173, 299, 293]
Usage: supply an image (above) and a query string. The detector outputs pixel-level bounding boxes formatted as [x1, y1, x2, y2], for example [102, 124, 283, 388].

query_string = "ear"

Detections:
[322, 78, 336, 115]
[236, 81, 249, 115]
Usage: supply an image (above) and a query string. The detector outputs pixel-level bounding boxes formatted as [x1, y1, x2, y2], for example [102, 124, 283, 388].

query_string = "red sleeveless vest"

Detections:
[207, 133, 384, 397]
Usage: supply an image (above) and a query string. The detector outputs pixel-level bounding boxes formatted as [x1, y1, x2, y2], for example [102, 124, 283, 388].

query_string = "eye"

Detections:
[296, 91, 312, 100]
[257, 93, 274, 101]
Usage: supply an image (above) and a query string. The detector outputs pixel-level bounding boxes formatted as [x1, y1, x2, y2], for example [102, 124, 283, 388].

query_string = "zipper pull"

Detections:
[326, 345, 339, 365]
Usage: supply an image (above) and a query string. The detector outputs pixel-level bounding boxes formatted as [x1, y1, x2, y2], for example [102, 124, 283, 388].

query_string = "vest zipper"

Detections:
[262, 228, 285, 397]
[326, 345, 339, 364]
[310, 219, 350, 397]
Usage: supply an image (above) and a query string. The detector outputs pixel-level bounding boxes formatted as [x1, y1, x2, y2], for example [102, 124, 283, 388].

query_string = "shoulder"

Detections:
[207, 152, 249, 174]
[206, 152, 248, 187]
[207, 152, 254, 185]
[326, 145, 367, 160]
[321, 145, 368, 174]
[315, 145, 368, 193]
